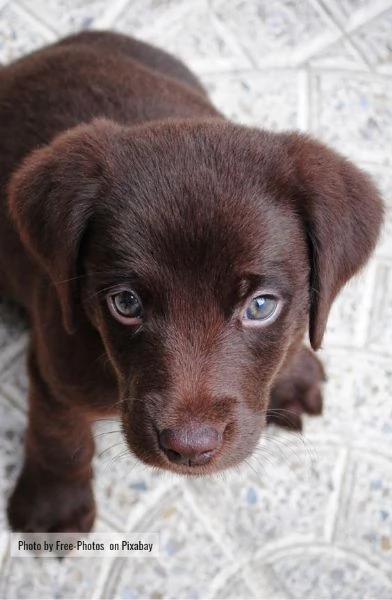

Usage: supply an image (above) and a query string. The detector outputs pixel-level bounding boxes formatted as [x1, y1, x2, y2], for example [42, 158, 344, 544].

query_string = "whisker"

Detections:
[92, 429, 123, 440]
[98, 441, 126, 459]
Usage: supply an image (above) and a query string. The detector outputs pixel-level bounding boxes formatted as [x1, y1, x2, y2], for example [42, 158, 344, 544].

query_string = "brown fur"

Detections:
[0, 31, 383, 532]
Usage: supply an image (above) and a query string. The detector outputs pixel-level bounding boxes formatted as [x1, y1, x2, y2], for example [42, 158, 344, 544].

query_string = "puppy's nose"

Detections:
[159, 426, 222, 466]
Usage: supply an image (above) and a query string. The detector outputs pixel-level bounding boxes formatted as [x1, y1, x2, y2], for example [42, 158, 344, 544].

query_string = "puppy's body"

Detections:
[0, 32, 383, 533]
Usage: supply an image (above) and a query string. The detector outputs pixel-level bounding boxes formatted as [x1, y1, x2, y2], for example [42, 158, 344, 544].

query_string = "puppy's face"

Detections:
[8, 119, 383, 474]
[83, 144, 310, 473]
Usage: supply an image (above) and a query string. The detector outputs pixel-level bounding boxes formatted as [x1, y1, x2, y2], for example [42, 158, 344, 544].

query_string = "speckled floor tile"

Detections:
[270, 546, 392, 599]
[0, 0, 392, 598]
[211, 0, 337, 67]
[101, 489, 231, 599]
[0, 2, 53, 63]
[115, 0, 251, 74]
[0, 399, 25, 532]
[93, 422, 171, 531]
[0, 519, 115, 599]
[352, 8, 392, 73]
[187, 440, 344, 555]
[17, 0, 114, 34]
[201, 70, 299, 129]
[333, 450, 392, 571]
[308, 37, 367, 70]
[311, 71, 392, 164]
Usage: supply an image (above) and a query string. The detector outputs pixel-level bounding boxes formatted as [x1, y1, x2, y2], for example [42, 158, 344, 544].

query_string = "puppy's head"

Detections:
[8, 118, 383, 474]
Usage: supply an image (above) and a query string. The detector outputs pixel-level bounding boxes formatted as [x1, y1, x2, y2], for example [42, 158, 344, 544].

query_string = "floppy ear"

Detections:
[281, 133, 384, 350]
[7, 119, 118, 334]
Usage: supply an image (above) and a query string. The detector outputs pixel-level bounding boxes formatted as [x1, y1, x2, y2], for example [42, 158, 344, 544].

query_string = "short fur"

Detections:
[0, 31, 383, 532]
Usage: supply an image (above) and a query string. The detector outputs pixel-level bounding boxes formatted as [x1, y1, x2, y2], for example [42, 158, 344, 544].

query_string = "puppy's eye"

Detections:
[243, 294, 280, 324]
[107, 289, 143, 324]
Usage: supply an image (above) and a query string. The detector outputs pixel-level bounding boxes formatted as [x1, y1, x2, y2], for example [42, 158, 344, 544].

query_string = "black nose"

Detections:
[159, 426, 222, 466]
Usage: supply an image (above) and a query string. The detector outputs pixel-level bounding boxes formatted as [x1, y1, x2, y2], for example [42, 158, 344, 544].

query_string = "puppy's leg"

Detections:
[267, 347, 325, 430]
[7, 349, 95, 533]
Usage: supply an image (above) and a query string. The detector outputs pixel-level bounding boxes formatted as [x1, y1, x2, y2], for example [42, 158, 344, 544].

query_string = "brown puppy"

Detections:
[0, 31, 383, 533]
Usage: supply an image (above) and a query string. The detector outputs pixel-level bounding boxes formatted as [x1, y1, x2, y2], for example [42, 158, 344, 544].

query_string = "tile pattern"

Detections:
[1, 0, 392, 597]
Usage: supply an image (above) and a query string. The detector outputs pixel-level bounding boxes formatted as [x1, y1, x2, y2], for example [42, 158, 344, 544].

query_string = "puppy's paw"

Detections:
[267, 347, 325, 431]
[7, 464, 95, 533]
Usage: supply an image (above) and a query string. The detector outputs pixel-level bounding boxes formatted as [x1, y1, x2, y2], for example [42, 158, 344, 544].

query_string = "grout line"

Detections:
[181, 485, 234, 559]
[255, 538, 392, 580]
[13, 0, 58, 40]
[310, 0, 372, 69]
[0, 532, 10, 573]
[246, 562, 290, 599]
[323, 446, 349, 543]
[0, 336, 29, 376]
[209, 8, 255, 69]
[353, 260, 379, 347]
[124, 479, 176, 531]
[0, 388, 27, 416]
[345, 0, 392, 33]
[208, 562, 253, 598]
[297, 68, 311, 132]
[92, 481, 175, 598]
[93, 0, 133, 29]
[0, 536, 12, 600]
[91, 554, 117, 599]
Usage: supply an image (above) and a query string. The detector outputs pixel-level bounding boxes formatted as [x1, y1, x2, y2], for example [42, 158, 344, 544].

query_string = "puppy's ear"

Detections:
[282, 133, 384, 350]
[7, 119, 118, 334]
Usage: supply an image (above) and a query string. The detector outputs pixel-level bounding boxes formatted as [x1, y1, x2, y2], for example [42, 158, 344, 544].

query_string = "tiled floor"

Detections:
[0, 0, 392, 598]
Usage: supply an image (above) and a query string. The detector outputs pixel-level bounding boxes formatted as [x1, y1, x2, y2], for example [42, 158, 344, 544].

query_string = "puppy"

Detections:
[0, 31, 383, 533]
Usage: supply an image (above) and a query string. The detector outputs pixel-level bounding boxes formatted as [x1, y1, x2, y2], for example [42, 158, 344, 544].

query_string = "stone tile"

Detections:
[0, 399, 25, 532]
[322, 261, 376, 349]
[101, 490, 230, 599]
[270, 546, 392, 599]
[212, 571, 256, 599]
[0, 2, 52, 64]
[362, 163, 392, 201]
[93, 422, 170, 531]
[376, 209, 392, 259]
[17, 0, 112, 35]
[0, 349, 28, 412]
[201, 70, 299, 130]
[0, 519, 113, 599]
[305, 350, 392, 456]
[308, 38, 367, 70]
[334, 451, 392, 572]
[187, 439, 342, 556]
[112, 0, 188, 38]
[350, 355, 392, 453]
[302, 349, 355, 439]
[365, 260, 392, 354]
[361, 165, 392, 258]
[311, 72, 392, 164]
[211, 0, 336, 67]
[114, 0, 251, 73]
[352, 8, 392, 73]
[240, 563, 288, 599]
[0, 299, 29, 369]
[326, 0, 392, 30]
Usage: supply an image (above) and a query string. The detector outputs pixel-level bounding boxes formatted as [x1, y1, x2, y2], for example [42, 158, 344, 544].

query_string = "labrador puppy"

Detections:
[0, 31, 383, 533]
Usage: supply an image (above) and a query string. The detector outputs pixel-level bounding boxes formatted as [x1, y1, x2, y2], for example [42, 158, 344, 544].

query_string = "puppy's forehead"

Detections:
[93, 123, 308, 287]
[100, 183, 304, 290]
